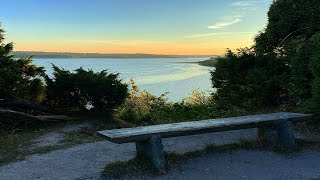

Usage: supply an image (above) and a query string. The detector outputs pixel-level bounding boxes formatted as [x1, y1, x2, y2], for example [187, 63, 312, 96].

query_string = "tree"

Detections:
[0, 24, 46, 103]
[211, 0, 320, 113]
[254, 0, 320, 55]
[303, 33, 320, 112]
[0, 24, 56, 128]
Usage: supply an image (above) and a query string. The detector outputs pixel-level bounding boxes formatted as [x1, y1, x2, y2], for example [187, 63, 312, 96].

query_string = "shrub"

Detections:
[116, 81, 221, 125]
[182, 89, 212, 106]
[116, 79, 169, 123]
[211, 48, 289, 111]
[45, 65, 128, 111]
[300, 33, 320, 113]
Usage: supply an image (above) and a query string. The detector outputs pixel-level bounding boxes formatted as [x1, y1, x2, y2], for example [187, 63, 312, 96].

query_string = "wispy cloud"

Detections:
[187, 0, 270, 39]
[232, 1, 261, 6]
[207, 1, 268, 30]
[231, 0, 268, 9]
[208, 18, 242, 30]
[185, 32, 255, 38]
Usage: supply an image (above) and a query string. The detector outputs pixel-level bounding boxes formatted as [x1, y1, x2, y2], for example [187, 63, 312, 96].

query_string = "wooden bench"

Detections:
[98, 112, 313, 172]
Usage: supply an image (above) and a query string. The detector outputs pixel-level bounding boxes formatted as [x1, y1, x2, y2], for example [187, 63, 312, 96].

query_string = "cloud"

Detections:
[188, 0, 271, 38]
[231, 0, 268, 7]
[229, 0, 268, 12]
[207, 18, 242, 29]
[206, 0, 269, 30]
[185, 32, 255, 38]
[232, 1, 255, 6]
[231, 0, 268, 8]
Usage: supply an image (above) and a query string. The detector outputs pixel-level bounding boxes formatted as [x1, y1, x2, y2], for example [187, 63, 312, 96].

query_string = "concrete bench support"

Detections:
[258, 121, 296, 148]
[136, 135, 166, 173]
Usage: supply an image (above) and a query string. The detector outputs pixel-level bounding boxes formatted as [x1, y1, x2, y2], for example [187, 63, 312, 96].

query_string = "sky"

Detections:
[0, 0, 273, 55]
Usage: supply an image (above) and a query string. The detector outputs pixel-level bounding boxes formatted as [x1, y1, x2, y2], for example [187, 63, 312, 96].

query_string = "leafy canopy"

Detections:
[211, 0, 320, 113]
[0, 24, 45, 102]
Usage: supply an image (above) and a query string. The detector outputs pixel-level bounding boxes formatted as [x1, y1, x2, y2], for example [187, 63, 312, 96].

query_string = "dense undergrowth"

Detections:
[115, 79, 273, 125]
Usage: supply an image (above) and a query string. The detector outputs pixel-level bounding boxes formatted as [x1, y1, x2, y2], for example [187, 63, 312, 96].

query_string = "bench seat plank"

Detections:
[98, 112, 312, 143]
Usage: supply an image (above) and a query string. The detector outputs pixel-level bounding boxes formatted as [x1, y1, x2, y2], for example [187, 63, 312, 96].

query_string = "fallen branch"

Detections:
[0, 108, 71, 124]
[0, 98, 50, 114]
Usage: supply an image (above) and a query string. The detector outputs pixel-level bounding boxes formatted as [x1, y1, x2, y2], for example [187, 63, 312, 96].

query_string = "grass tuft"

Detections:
[102, 155, 155, 179]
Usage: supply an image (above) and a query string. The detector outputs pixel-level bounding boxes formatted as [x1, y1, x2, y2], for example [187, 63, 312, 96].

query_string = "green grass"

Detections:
[0, 128, 102, 165]
[61, 128, 103, 145]
[102, 155, 156, 179]
[0, 126, 49, 165]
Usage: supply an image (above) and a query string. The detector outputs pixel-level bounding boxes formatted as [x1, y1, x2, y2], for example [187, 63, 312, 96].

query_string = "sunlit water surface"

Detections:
[33, 58, 214, 102]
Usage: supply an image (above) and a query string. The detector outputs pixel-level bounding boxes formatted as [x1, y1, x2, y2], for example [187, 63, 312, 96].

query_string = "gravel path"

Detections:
[29, 122, 93, 148]
[0, 129, 256, 180]
[148, 150, 320, 180]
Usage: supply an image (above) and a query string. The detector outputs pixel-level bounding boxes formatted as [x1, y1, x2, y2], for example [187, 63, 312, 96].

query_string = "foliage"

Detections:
[0, 24, 46, 102]
[211, 0, 320, 115]
[254, 0, 320, 55]
[300, 33, 320, 113]
[116, 79, 169, 123]
[211, 48, 289, 110]
[253, 0, 320, 111]
[116, 80, 246, 125]
[182, 89, 212, 105]
[45, 65, 128, 111]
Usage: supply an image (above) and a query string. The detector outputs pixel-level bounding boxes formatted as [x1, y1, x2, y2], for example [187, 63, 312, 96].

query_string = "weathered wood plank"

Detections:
[98, 112, 313, 143]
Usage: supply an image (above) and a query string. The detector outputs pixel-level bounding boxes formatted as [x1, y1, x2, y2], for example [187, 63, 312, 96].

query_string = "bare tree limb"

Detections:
[0, 108, 71, 124]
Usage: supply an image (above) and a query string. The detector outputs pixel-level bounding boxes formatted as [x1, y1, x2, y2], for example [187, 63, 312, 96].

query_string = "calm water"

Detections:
[33, 58, 214, 102]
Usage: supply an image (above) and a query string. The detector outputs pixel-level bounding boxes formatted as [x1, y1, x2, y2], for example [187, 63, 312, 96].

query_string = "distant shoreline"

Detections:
[12, 51, 216, 59]
[177, 57, 217, 67]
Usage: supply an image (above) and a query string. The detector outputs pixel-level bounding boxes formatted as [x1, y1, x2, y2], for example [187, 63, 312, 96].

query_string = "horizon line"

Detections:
[13, 50, 219, 56]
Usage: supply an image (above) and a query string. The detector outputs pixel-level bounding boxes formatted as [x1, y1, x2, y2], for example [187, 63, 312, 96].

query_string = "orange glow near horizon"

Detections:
[13, 39, 254, 55]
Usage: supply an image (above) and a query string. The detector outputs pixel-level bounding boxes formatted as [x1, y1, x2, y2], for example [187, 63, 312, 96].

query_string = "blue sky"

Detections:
[0, 0, 273, 54]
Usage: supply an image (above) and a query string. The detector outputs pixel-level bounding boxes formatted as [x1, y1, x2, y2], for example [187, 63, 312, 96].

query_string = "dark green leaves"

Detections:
[45, 65, 128, 111]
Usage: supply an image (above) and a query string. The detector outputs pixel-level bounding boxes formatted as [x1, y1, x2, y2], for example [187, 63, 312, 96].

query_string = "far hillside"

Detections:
[197, 57, 218, 67]
[12, 51, 216, 59]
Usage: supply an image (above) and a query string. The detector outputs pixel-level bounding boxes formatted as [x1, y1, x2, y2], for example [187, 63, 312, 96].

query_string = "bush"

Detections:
[117, 81, 224, 125]
[211, 48, 289, 111]
[182, 89, 212, 105]
[116, 79, 169, 123]
[45, 65, 128, 111]
[300, 33, 320, 113]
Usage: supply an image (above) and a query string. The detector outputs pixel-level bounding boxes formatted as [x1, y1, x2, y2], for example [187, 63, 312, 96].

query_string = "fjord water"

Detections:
[33, 58, 213, 102]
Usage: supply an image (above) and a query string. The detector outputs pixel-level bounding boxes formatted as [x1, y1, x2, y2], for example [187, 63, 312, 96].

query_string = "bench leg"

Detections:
[258, 121, 296, 148]
[136, 135, 166, 173]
